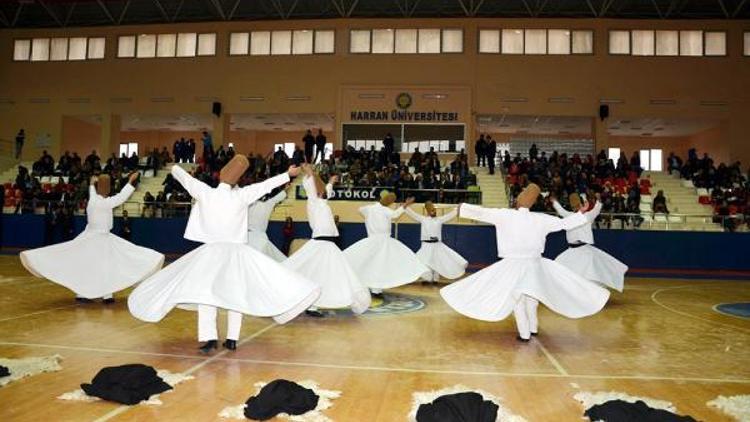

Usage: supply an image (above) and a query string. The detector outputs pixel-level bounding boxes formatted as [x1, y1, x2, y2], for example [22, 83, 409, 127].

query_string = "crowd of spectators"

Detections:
[502, 145, 645, 228]
[667, 148, 748, 231]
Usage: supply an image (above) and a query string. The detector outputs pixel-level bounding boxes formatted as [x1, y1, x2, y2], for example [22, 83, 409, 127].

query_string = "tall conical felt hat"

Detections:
[380, 191, 396, 206]
[516, 183, 540, 208]
[96, 174, 111, 197]
[220, 154, 249, 186]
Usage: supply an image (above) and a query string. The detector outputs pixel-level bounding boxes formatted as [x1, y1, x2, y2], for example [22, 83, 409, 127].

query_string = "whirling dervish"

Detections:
[440, 183, 611, 342]
[20, 172, 164, 303]
[246, 184, 288, 261]
[552, 192, 628, 292]
[127, 157, 320, 353]
[343, 192, 430, 295]
[282, 164, 371, 317]
[403, 201, 467, 283]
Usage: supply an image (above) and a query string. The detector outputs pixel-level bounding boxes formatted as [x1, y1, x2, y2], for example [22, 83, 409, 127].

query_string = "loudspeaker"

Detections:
[212, 102, 222, 117]
[599, 104, 609, 121]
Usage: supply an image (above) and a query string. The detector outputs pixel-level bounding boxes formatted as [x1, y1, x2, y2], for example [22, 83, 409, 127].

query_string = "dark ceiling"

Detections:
[1, 0, 748, 29]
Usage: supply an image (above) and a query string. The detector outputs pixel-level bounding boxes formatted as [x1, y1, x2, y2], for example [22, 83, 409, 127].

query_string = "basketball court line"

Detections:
[0, 304, 79, 323]
[91, 322, 278, 422]
[651, 285, 750, 333]
[1, 339, 748, 386]
[535, 338, 569, 376]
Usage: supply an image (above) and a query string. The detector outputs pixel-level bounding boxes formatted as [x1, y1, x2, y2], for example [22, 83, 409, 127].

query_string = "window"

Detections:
[50, 38, 68, 61]
[119, 142, 139, 157]
[249, 31, 270, 55]
[314, 30, 335, 53]
[395, 29, 417, 53]
[118, 35, 136, 58]
[417, 29, 441, 54]
[502, 29, 524, 54]
[478, 30, 500, 53]
[640, 149, 663, 171]
[69, 37, 87, 60]
[197, 33, 216, 56]
[656, 30, 678, 56]
[13, 39, 31, 61]
[230, 33, 249, 55]
[292, 30, 313, 55]
[745, 32, 750, 56]
[548, 30, 570, 55]
[704, 31, 726, 56]
[136, 34, 156, 58]
[608, 147, 621, 161]
[609, 30, 630, 55]
[632, 30, 655, 56]
[273, 142, 296, 158]
[157, 33, 177, 57]
[177, 33, 197, 57]
[271, 31, 292, 55]
[31, 38, 50, 61]
[679, 30, 702, 56]
[524, 29, 546, 54]
[350, 28, 462, 54]
[572, 30, 593, 54]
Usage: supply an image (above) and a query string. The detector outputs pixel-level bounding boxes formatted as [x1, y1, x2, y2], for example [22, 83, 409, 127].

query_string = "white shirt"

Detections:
[404, 207, 457, 241]
[461, 204, 586, 259]
[86, 183, 135, 233]
[302, 175, 339, 238]
[359, 202, 404, 237]
[552, 200, 602, 245]
[172, 165, 290, 244]
[247, 190, 287, 232]
[325, 183, 334, 199]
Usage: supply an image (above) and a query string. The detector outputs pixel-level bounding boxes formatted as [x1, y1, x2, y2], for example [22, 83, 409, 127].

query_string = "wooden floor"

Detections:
[0, 255, 749, 421]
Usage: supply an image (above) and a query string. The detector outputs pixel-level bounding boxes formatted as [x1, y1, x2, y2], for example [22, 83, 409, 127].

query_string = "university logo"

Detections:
[396, 92, 413, 110]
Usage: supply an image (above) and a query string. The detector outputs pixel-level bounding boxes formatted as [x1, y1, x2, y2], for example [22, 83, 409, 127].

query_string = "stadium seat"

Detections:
[654, 214, 668, 222]
[696, 188, 709, 196]
[681, 179, 695, 188]
[641, 195, 652, 204]
[639, 203, 652, 212]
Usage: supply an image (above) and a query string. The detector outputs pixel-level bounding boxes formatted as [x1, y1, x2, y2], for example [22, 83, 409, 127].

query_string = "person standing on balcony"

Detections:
[475, 134, 486, 167]
[486, 136, 497, 175]
[15, 129, 25, 159]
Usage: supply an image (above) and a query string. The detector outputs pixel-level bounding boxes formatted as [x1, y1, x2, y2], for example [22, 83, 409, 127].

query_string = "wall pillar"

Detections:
[100, 114, 121, 158]
[592, 116, 609, 155]
[212, 112, 231, 147]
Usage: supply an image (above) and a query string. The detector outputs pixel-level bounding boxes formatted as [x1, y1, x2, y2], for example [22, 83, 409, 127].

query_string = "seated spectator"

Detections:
[652, 190, 669, 214]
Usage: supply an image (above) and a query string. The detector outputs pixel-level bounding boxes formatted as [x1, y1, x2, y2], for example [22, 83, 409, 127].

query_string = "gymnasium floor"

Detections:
[0, 254, 748, 421]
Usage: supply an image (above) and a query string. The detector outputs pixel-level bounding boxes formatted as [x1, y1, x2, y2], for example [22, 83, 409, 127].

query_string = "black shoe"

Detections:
[530, 331, 538, 337]
[372, 292, 384, 299]
[305, 309, 325, 318]
[516, 336, 530, 343]
[199, 340, 218, 354]
[75, 297, 93, 303]
[102, 298, 115, 304]
[222, 339, 237, 351]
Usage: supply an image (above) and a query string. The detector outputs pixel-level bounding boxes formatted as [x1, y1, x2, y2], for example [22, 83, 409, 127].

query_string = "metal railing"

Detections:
[398, 188, 482, 204]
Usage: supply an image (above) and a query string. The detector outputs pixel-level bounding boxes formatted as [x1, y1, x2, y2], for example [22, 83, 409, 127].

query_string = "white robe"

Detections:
[282, 176, 371, 313]
[246, 190, 287, 262]
[127, 167, 320, 324]
[404, 207, 468, 280]
[552, 201, 629, 292]
[20, 184, 165, 298]
[343, 202, 430, 289]
[440, 204, 610, 322]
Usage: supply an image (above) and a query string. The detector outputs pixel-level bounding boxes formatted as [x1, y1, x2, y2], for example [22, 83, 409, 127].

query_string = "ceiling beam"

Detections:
[0, 9, 10, 27]
[733, 0, 748, 17]
[228, 0, 241, 19]
[118, 0, 131, 24]
[600, 0, 616, 17]
[649, 0, 664, 18]
[207, 0, 227, 20]
[38, 1, 63, 26]
[153, 0, 170, 22]
[171, 0, 184, 21]
[95, 0, 116, 24]
[456, 0, 470, 16]
[520, 0, 534, 17]
[330, 0, 345, 17]
[584, 0, 598, 17]
[64, 2, 77, 26]
[717, 0, 729, 17]
[346, 0, 359, 17]
[408, 0, 423, 16]
[270, 0, 285, 18]
[534, 0, 548, 17]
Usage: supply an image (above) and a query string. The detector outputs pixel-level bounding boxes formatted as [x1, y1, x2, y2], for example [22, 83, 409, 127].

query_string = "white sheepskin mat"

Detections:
[408, 384, 527, 422]
[0, 354, 63, 387]
[707, 395, 750, 421]
[57, 369, 194, 406]
[218, 379, 340, 422]
[573, 391, 678, 415]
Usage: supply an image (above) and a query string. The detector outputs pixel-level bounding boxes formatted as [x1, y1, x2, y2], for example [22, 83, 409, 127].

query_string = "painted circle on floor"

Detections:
[713, 303, 750, 319]
[318, 293, 426, 317]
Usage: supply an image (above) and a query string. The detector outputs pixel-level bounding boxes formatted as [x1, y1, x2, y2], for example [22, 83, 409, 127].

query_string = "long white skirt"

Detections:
[555, 245, 628, 292]
[440, 257, 610, 322]
[283, 239, 371, 314]
[416, 242, 468, 280]
[246, 230, 286, 262]
[20, 230, 164, 299]
[343, 234, 430, 289]
[127, 242, 321, 325]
